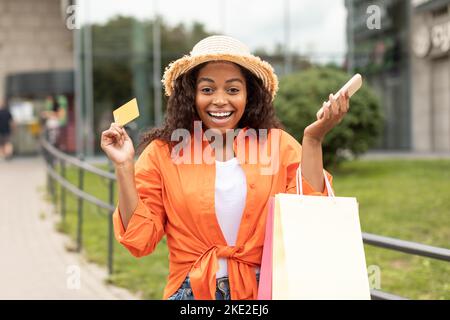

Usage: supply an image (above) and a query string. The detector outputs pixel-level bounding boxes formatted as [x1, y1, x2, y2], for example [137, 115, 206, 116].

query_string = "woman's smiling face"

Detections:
[195, 61, 247, 135]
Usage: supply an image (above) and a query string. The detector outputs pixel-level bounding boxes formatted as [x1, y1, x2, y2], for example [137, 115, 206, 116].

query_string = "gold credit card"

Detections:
[113, 98, 140, 126]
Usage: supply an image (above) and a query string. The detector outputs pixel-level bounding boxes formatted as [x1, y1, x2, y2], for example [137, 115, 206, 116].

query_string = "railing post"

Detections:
[49, 148, 56, 206]
[44, 147, 51, 197]
[108, 160, 115, 275]
[60, 159, 66, 224]
[76, 154, 85, 252]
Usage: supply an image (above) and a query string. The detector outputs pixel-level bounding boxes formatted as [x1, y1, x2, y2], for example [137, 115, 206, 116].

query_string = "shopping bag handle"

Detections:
[296, 165, 335, 197]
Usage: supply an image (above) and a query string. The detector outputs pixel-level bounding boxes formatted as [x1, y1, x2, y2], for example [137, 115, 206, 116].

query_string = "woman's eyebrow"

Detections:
[197, 77, 214, 84]
[197, 77, 244, 84]
[225, 78, 244, 84]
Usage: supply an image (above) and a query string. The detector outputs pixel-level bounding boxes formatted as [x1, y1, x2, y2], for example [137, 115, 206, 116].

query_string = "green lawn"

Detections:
[50, 159, 450, 299]
[333, 160, 450, 300]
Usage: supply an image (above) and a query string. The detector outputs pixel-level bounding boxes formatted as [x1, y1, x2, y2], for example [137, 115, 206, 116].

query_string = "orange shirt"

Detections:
[113, 128, 332, 300]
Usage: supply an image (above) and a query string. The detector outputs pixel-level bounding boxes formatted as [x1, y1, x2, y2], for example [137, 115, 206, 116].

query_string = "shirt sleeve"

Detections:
[281, 130, 334, 196]
[113, 141, 167, 258]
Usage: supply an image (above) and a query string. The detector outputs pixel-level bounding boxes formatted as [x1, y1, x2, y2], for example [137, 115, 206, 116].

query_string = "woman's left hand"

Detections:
[303, 89, 350, 143]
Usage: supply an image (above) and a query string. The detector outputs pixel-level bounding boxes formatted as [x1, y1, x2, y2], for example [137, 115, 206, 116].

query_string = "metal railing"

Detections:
[40, 137, 450, 300]
[41, 137, 116, 275]
[365, 231, 450, 300]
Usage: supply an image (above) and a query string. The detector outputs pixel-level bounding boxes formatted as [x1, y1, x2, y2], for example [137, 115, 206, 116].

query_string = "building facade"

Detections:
[411, 0, 450, 152]
[346, 0, 412, 150]
[346, 0, 450, 152]
[0, 0, 75, 153]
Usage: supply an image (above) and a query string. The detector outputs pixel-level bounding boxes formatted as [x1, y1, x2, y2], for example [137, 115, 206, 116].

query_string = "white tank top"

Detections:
[214, 157, 247, 278]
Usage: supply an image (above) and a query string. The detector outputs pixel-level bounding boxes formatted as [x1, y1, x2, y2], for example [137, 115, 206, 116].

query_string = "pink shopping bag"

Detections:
[257, 197, 274, 300]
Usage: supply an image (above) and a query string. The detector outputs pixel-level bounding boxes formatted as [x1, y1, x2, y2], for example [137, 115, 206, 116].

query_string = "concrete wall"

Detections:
[410, 6, 450, 152]
[0, 0, 73, 101]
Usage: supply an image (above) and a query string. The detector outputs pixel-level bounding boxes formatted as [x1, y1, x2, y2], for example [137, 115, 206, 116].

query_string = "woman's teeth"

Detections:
[207, 111, 233, 118]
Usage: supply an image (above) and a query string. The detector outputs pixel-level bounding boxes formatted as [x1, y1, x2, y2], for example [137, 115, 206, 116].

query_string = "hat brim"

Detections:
[162, 53, 279, 101]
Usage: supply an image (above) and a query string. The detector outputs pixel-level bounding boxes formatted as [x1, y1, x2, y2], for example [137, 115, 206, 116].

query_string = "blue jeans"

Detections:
[168, 274, 260, 300]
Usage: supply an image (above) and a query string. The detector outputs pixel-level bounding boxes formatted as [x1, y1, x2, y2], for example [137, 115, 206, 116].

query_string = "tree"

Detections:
[275, 67, 383, 167]
[85, 16, 214, 151]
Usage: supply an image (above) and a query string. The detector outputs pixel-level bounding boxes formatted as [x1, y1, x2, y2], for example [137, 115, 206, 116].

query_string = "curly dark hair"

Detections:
[137, 62, 283, 154]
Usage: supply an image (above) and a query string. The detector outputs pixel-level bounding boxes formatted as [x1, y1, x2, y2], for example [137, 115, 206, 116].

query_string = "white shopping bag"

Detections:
[272, 167, 371, 300]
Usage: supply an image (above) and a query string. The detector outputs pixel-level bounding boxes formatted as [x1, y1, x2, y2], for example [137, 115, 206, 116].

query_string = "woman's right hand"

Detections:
[100, 122, 135, 166]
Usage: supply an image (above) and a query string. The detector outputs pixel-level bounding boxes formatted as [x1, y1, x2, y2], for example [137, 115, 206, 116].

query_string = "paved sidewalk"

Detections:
[0, 157, 138, 300]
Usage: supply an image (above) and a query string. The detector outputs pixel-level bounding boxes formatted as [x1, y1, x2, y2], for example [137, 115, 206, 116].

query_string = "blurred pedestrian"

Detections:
[0, 100, 15, 160]
[41, 95, 62, 146]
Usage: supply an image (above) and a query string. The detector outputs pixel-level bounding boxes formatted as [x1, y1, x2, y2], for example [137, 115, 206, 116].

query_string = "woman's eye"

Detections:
[201, 87, 213, 94]
[228, 88, 240, 94]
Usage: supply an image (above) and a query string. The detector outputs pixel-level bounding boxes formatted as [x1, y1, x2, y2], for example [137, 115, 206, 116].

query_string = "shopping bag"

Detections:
[257, 197, 274, 300]
[271, 167, 370, 300]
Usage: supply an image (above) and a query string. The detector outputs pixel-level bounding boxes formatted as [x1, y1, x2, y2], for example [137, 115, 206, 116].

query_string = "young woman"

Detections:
[100, 35, 349, 300]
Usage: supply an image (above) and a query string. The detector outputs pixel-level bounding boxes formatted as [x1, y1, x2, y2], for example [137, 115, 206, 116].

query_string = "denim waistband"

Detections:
[180, 273, 260, 289]
[169, 273, 261, 300]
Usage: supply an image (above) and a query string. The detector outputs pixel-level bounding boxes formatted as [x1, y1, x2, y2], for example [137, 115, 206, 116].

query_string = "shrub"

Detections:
[275, 67, 383, 167]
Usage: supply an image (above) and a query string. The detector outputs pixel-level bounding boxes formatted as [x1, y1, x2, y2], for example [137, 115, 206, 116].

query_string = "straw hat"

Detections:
[162, 35, 279, 100]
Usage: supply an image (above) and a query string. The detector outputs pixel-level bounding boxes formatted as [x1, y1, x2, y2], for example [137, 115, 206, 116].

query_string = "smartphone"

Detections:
[317, 73, 362, 119]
